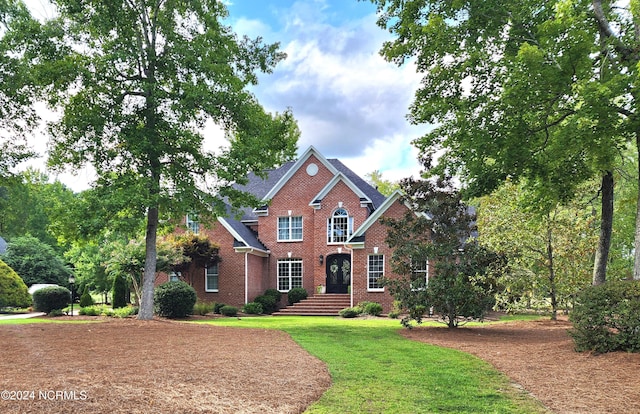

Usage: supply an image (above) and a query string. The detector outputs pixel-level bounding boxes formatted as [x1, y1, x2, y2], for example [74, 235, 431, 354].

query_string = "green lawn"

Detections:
[199, 316, 548, 413]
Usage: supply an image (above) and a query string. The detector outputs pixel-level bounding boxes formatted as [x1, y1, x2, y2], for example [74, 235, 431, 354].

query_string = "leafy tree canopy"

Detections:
[17, 0, 301, 319]
[1, 235, 72, 287]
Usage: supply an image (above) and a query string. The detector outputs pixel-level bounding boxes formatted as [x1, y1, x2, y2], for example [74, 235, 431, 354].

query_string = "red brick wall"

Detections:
[351, 200, 410, 313]
[259, 155, 376, 300]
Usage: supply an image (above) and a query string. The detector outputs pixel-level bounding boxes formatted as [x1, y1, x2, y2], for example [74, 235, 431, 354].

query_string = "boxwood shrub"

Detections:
[220, 305, 238, 317]
[32, 286, 71, 313]
[287, 287, 308, 306]
[264, 288, 282, 303]
[339, 307, 360, 318]
[154, 281, 197, 318]
[569, 280, 640, 353]
[242, 302, 263, 315]
[254, 295, 277, 314]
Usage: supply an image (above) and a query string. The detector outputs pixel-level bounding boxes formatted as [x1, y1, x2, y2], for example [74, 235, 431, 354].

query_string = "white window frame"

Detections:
[186, 213, 200, 234]
[277, 216, 303, 242]
[367, 254, 385, 292]
[327, 208, 354, 244]
[277, 258, 303, 292]
[411, 259, 429, 290]
[205, 263, 219, 292]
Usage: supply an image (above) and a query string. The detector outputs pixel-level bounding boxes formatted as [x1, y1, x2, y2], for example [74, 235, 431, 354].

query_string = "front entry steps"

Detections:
[273, 294, 350, 316]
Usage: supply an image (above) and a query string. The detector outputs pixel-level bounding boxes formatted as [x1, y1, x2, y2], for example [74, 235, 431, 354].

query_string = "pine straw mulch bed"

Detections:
[401, 315, 640, 414]
[0, 317, 331, 414]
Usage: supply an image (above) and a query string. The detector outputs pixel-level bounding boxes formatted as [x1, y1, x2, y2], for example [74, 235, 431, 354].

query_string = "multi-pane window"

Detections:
[205, 263, 219, 292]
[368, 254, 384, 291]
[277, 258, 303, 292]
[327, 208, 353, 243]
[278, 216, 303, 241]
[186, 213, 200, 234]
[411, 260, 429, 290]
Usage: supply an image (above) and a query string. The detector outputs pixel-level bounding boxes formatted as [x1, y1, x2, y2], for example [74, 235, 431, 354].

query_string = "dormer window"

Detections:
[186, 213, 199, 234]
[327, 208, 353, 244]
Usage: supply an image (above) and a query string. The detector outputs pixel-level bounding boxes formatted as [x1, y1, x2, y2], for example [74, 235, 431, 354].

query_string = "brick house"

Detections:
[158, 146, 428, 313]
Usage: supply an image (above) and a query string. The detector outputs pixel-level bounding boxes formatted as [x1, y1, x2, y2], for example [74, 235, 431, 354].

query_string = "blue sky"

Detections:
[222, 0, 427, 184]
[21, 0, 427, 190]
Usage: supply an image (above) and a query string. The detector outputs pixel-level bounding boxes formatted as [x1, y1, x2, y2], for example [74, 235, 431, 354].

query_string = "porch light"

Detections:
[319, 255, 324, 265]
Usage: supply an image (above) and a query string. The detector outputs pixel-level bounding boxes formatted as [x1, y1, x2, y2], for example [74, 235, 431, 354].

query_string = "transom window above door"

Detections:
[278, 216, 303, 241]
[327, 208, 353, 244]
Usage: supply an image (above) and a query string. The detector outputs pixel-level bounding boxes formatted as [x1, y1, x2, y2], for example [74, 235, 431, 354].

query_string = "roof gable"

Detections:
[261, 146, 339, 202]
[310, 173, 371, 208]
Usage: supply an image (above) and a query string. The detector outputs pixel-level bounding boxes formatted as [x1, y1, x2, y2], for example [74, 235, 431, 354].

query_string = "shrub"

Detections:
[32, 286, 71, 313]
[214, 302, 226, 314]
[113, 306, 136, 318]
[254, 295, 277, 314]
[193, 301, 214, 316]
[264, 288, 282, 303]
[154, 281, 197, 318]
[112, 274, 127, 309]
[79, 305, 102, 316]
[0, 259, 31, 309]
[388, 311, 400, 319]
[79, 285, 94, 308]
[339, 307, 360, 318]
[359, 301, 383, 316]
[569, 280, 640, 353]
[287, 287, 308, 306]
[242, 302, 264, 315]
[220, 305, 238, 317]
[48, 309, 65, 317]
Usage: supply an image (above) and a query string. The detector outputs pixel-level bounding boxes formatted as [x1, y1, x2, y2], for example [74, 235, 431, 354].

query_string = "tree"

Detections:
[0, 258, 31, 308]
[168, 233, 219, 286]
[1, 235, 72, 287]
[103, 237, 184, 306]
[370, 0, 630, 284]
[365, 170, 400, 196]
[477, 180, 597, 319]
[382, 178, 500, 328]
[0, 0, 41, 178]
[0, 169, 76, 250]
[31, 0, 299, 319]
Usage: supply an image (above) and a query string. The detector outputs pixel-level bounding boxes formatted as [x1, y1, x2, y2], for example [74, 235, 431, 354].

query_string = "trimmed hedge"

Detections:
[569, 280, 640, 353]
[32, 286, 71, 313]
[154, 281, 197, 318]
[79, 285, 94, 308]
[287, 287, 308, 306]
[0, 259, 31, 308]
[254, 295, 277, 314]
[220, 305, 238, 317]
[242, 302, 264, 315]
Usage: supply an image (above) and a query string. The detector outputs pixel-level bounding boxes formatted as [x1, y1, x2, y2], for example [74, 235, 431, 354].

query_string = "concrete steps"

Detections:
[273, 294, 351, 316]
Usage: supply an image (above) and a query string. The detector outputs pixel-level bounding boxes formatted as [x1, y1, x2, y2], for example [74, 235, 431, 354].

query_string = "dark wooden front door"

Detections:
[326, 254, 351, 294]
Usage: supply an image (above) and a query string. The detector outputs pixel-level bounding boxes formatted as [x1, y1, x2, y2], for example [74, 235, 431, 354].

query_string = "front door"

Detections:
[326, 254, 351, 293]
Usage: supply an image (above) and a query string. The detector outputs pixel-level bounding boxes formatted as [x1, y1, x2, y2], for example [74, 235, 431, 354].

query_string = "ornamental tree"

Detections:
[0, 258, 31, 309]
[21, 0, 299, 319]
[382, 178, 501, 328]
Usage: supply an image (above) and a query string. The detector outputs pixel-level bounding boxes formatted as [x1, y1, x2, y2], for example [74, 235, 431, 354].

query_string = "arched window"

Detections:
[327, 208, 353, 243]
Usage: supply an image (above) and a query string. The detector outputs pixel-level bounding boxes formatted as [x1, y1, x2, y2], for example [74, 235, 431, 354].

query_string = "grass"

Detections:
[199, 316, 547, 413]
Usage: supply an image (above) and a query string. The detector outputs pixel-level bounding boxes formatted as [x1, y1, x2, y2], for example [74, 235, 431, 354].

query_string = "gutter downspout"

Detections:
[244, 252, 249, 305]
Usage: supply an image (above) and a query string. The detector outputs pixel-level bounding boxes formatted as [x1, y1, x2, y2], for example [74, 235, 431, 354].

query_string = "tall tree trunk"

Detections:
[635, 132, 640, 280]
[138, 205, 159, 320]
[546, 219, 557, 321]
[593, 171, 614, 285]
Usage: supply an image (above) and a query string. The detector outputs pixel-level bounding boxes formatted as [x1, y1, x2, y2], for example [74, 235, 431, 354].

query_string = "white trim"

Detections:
[217, 217, 269, 256]
[262, 146, 339, 202]
[277, 215, 303, 242]
[244, 252, 248, 304]
[205, 263, 219, 292]
[309, 173, 371, 208]
[367, 254, 385, 292]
